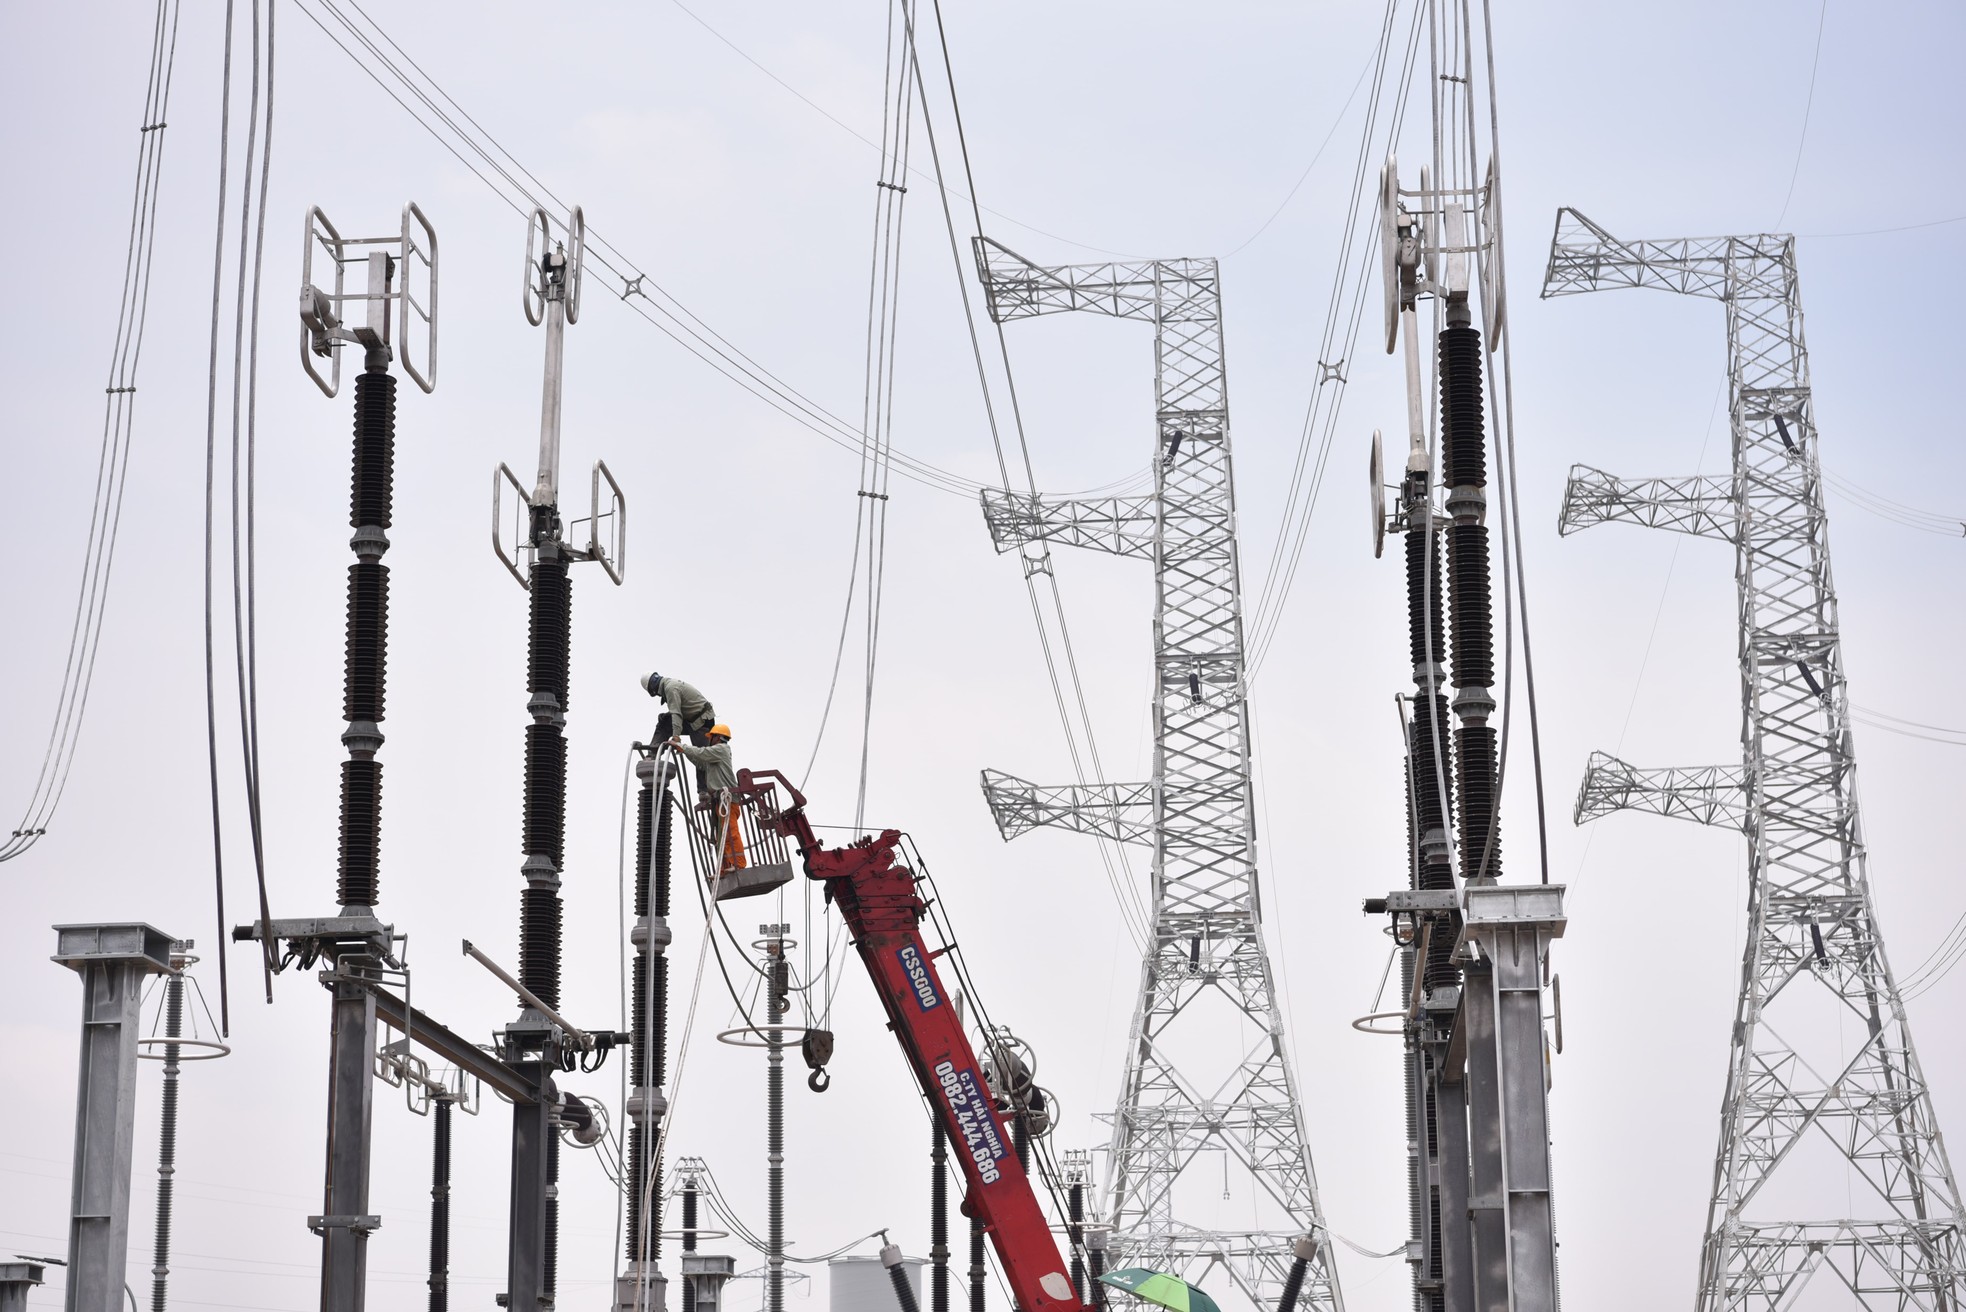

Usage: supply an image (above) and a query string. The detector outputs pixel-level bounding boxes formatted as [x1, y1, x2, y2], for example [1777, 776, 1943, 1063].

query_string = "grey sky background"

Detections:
[3, 2, 1963, 1310]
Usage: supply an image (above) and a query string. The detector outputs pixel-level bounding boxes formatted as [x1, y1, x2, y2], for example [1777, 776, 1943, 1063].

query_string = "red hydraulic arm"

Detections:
[737, 769, 1085, 1312]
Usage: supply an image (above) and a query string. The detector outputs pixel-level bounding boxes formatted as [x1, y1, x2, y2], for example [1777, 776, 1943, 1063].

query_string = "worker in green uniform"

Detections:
[641, 671, 716, 745]
[669, 724, 745, 874]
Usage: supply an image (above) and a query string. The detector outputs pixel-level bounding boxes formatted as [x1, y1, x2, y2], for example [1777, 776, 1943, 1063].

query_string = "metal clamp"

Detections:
[307, 1215, 381, 1236]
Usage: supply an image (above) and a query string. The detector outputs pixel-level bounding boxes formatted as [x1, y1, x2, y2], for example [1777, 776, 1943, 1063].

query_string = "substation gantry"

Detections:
[970, 239, 1343, 1311]
[1545, 208, 1966, 1309]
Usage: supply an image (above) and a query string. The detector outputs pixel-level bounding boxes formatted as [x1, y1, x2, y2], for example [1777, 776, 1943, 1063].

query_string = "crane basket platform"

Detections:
[680, 780, 796, 902]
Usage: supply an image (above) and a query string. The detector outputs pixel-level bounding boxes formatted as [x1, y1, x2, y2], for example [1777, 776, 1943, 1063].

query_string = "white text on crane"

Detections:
[935, 1059, 1007, 1183]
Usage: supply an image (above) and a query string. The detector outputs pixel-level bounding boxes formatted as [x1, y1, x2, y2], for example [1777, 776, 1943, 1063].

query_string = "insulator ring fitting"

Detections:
[634, 756, 657, 782]
[625, 1089, 669, 1120]
[631, 916, 672, 952]
[1453, 686, 1496, 721]
[521, 853, 562, 890]
[341, 722, 384, 757]
[1411, 662, 1446, 688]
[349, 524, 391, 560]
[1444, 484, 1486, 522]
[527, 691, 564, 722]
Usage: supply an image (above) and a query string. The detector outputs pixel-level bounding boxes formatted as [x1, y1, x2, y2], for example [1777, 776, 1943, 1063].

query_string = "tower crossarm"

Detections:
[979, 769, 1154, 846]
[974, 237, 1166, 324]
[981, 489, 1157, 559]
[1540, 208, 1734, 301]
[1574, 751, 1748, 829]
[1559, 466, 1738, 541]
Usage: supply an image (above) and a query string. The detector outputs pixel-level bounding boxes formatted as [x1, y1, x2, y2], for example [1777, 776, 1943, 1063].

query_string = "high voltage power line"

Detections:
[2, 0, 182, 865]
[291, 0, 1141, 507]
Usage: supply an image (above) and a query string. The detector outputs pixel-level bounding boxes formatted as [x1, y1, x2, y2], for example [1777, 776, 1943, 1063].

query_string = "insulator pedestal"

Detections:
[620, 755, 675, 1312]
[149, 968, 184, 1312]
[509, 536, 573, 1312]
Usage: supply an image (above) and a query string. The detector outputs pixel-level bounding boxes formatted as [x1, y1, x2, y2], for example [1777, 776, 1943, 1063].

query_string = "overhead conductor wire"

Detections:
[853, 0, 916, 833]
[2, 0, 181, 864]
[1472, 0, 1551, 881]
[291, 0, 987, 500]
[904, 0, 1151, 953]
[1245, 0, 1427, 679]
[199, 0, 278, 1024]
[199, 0, 241, 1029]
[226, 0, 278, 997]
[289, 0, 1164, 513]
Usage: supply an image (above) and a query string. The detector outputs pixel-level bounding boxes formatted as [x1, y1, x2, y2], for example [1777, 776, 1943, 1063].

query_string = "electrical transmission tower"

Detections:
[1545, 209, 1966, 1308]
[973, 240, 1341, 1311]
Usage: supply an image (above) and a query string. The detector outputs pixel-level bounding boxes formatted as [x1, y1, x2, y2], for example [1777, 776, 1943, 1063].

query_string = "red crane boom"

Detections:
[737, 768, 1085, 1312]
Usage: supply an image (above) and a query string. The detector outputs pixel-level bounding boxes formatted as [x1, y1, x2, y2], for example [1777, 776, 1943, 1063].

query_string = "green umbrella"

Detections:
[1096, 1269, 1221, 1312]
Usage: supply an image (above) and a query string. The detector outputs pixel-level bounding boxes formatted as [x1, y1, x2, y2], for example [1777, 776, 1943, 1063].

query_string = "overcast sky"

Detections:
[4, 3, 1964, 1311]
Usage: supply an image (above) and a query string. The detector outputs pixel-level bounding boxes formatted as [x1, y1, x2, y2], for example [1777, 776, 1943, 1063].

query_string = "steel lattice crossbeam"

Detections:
[1573, 751, 1748, 830]
[1545, 208, 1966, 1310]
[979, 770, 1154, 845]
[971, 237, 1341, 1312]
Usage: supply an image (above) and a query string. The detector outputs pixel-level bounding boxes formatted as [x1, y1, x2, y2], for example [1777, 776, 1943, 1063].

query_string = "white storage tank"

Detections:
[829, 1255, 925, 1312]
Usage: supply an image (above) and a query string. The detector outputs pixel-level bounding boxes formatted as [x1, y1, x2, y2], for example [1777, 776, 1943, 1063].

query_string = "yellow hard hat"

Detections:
[709, 723, 733, 740]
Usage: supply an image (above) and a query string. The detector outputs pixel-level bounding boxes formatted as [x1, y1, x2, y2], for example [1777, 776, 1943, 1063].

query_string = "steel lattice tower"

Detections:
[971, 239, 1341, 1312]
[1545, 209, 1966, 1309]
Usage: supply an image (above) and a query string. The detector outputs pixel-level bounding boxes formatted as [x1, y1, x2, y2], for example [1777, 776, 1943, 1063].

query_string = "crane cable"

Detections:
[2, 0, 181, 865]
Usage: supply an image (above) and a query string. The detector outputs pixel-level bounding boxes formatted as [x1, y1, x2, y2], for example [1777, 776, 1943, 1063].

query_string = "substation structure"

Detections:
[971, 239, 1342, 1310]
[1545, 209, 1966, 1308]
[1365, 165, 1564, 1312]
[235, 203, 629, 1312]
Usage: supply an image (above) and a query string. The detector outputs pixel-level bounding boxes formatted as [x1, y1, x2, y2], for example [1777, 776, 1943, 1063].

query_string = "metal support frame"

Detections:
[1545, 207, 1966, 1308]
[0, 1263, 46, 1312]
[54, 923, 175, 1312]
[676, 1162, 735, 1312]
[1457, 886, 1565, 1309]
[1366, 153, 1564, 1311]
[501, 205, 624, 1312]
[763, 926, 789, 1312]
[971, 237, 1340, 1310]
